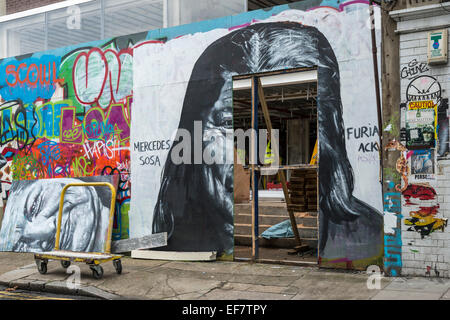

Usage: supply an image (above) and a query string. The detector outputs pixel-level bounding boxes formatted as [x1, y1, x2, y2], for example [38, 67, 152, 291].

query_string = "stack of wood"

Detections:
[288, 170, 306, 212]
[304, 169, 318, 211]
[288, 168, 317, 212]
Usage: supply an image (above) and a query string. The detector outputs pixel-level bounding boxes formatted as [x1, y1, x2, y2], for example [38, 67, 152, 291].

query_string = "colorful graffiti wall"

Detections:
[0, 37, 141, 241]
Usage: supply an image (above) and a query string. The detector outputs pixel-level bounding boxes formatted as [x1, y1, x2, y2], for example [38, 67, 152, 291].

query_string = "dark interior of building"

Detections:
[232, 70, 319, 265]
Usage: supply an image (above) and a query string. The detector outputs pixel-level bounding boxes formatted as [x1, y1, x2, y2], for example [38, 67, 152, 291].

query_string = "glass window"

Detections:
[0, 0, 247, 59]
[168, 0, 246, 27]
[1, 13, 46, 58]
[46, 0, 102, 51]
[104, 0, 164, 38]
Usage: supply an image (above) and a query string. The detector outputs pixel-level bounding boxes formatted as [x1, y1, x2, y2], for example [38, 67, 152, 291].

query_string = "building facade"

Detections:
[0, 0, 448, 277]
[382, 0, 450, 277]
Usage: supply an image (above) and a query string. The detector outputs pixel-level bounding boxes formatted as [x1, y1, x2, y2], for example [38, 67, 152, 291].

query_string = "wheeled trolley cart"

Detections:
[34, 182, 122, 279]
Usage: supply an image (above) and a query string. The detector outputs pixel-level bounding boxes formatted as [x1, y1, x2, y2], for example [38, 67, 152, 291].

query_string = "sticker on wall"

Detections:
[406, 109, 435, 149]
[406, 75, 441, 105]
[427, 29, 448, 65]
[402, 183, 448, 238]
[409, 149, 435, 181]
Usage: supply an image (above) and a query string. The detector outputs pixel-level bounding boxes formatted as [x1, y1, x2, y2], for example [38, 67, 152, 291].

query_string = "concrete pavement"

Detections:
[0, 252, 449, 300]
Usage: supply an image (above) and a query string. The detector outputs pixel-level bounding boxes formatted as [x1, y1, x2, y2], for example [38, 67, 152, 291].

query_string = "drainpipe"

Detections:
[370, 0, 383, 184]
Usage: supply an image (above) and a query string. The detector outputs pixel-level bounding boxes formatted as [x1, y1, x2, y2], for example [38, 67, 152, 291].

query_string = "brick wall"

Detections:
[6, 0, 64, 15]
[398, 17, 450, 277]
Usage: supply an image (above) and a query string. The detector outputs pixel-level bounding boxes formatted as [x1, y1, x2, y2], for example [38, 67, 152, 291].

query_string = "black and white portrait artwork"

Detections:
[0, 176, 118, 253]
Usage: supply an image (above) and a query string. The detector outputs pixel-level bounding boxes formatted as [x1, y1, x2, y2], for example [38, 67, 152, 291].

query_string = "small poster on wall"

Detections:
[409, 149, 435, 181]
[406, 108, 435, 149]
[427, 29, 448, 65]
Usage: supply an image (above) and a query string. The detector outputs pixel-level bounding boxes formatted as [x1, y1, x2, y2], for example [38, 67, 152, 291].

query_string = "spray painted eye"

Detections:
[24, 196, 41, 222]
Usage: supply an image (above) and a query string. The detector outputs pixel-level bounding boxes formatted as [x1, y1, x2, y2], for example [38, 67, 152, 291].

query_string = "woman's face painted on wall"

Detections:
[201, 79, 234, 216]
[10, 179, 105, 252]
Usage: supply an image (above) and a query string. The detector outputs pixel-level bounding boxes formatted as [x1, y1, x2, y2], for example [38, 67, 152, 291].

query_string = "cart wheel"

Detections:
[113, 259, 122, 274]
[37, 261, 47, 274]
[60, 260, 71, 268]
[90, 265, 104, 279]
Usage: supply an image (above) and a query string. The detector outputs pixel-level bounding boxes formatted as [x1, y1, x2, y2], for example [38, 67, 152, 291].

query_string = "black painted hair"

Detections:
[152, 22, 383, 258]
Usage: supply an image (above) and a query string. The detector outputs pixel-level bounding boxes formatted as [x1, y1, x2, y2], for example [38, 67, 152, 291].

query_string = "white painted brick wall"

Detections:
[398, 20, 450, 277]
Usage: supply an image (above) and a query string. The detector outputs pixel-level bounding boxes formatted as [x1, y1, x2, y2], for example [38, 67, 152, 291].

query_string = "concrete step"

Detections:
[234, 235, 318, 249]
[235, 212, 317, 227]
[235, 203, 318, 215]
[234, 203, 289, 216]
[234, 223, 318, 239]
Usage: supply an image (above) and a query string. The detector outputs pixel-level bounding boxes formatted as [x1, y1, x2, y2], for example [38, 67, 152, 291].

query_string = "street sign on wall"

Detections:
[427, 29, 448, 65]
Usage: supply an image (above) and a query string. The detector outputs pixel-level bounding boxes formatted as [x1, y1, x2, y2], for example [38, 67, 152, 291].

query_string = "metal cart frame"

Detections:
[34, 182, 123, 279]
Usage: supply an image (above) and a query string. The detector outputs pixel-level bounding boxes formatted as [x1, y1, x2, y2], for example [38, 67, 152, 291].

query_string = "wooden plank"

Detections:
[251, 76, 258, 261]
[257, 164, 318, 171]
[292, 177, 307, 182]
[232, 66, 317, 81]
[131, 250, 217, 261]
[287, 245, 310, 255]
[287, 204, 307, 211]
[111, 232, 167, 253]
[289, 189, 305, 194]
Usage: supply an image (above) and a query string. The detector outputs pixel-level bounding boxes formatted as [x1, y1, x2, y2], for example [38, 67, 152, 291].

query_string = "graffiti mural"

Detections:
[383, 187, 402, 276]
[399, 65, 448, 240]
[0, 175, 118, 252]
[402, 183, 447, 238]
[131, 3, 383, 265]
[401, 59, 430, 80]
[0, 2, 384, 263]
[0, 39, 136, 240]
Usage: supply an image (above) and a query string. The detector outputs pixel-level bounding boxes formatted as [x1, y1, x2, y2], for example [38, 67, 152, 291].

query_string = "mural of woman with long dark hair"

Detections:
[152, 21, 383, 262]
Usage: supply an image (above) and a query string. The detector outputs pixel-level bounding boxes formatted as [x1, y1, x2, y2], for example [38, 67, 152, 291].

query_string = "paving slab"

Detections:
[119, 257, 169, 271]
[96, 269, 172, 298]
[167, 289, 210, 300]
[220, 281, 290, 294]
[371, 290, 443, 300]
[383, 277, 450, 294]
[23, 264, 69, 282]
[0, 267, 38, 284]
[227, 273, 299, 287]
[200, 288, 294, 300]
[222, 282, 251, 291]
[441, 288, 450, 300]
[231, 262, 313, 277]
[143, 274, 183, 299]
[289, 272, 392, 300]
[164, 261, 239, 274]
[166, 277, 223, 296]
